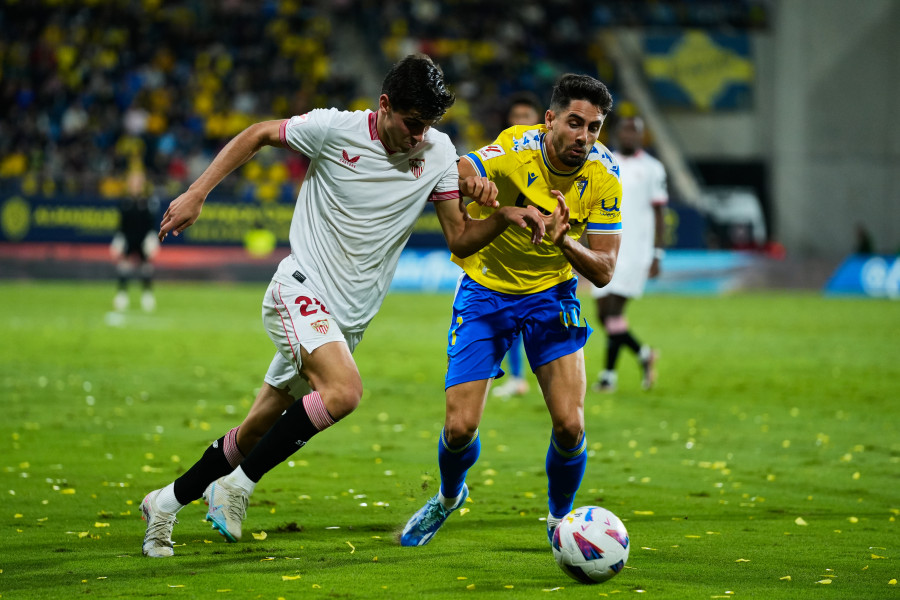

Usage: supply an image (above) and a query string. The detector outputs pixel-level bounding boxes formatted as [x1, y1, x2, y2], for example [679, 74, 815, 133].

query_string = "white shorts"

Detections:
[591, 255, 652, 300]
[261, 279, 363, 398]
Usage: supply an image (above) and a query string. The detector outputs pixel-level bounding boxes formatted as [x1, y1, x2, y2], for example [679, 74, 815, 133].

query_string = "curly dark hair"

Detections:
[381, 54, 455, 122]
[549, 74, 613, 116]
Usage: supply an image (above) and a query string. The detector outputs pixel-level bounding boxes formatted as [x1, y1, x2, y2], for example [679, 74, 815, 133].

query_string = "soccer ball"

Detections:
[551, 506, 630, 584]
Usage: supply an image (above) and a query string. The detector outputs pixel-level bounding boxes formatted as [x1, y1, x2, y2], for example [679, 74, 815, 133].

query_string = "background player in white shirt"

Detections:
[139, 54, 545, 557]
[591, 116, 667, 392]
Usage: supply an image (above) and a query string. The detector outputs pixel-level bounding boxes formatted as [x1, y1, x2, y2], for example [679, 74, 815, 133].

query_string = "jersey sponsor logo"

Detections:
[476, 144, 506, 161]
[340, 150, 361, 168]
[296, 113, 310, 124]
[527, 172, 538, 187]
[310, 319, 330, 335]
[295, 296, 330, 316]
[409, 157, 425, 178]
[601, 196, 620, 212]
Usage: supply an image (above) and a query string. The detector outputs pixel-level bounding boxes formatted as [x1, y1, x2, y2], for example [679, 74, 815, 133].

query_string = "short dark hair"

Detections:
[381, 54, 455, 122]
[549, 74, 613, 116]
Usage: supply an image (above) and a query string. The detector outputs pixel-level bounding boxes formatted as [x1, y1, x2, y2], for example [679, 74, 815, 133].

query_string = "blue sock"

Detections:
[508, 335, 524, 378]
[545, 431, 587, 518]
[438, 428, 480, 498]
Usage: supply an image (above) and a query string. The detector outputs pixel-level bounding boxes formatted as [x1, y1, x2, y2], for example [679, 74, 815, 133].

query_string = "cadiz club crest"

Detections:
[409, 158, 425, 178]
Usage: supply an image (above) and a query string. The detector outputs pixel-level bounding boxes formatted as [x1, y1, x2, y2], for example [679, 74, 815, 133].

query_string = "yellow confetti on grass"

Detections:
[457, 577, 467, 580]
[61, 489, 75, 495]
[848, 516, 859, 523]
[346, 541, 355, 554]
[13, 514, 22, 519]
[735, 558, 751, 563]
[780, 576, 791, 581]
[459, 508, 470, 516]
[252, 531, 267, 540]
[466, 584, 475, 590]
[216, 590, 231, 593]
[281, 575, 301, 581]
[633, 510, 654, 516]
[794, 517, 808, 526]
[870, 554, 886, 559]
[94, 522, 110, 528]
[816, 579, 832, 585]
[168, 585, 185, 588]
[889, 579, 897, 585]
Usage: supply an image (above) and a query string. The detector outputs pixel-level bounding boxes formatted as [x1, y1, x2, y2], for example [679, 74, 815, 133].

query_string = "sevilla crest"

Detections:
[311, 319, 330, 335]
[409, 158, 425, 178]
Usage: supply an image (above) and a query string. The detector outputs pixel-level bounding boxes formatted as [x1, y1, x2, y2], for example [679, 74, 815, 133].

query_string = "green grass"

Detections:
[1, 281, 898, 599]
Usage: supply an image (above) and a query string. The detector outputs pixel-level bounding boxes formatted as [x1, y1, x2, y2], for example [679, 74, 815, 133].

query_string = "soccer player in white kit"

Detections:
[591, 116, 668, 392]
[139, 54, 545, 557]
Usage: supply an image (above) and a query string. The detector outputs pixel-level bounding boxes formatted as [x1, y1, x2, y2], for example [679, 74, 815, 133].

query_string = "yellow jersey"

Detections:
[455, 125, 623, 294]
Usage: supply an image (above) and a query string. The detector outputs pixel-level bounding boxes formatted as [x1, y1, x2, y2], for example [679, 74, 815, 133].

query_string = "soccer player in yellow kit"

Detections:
[402, 74, 624, 546]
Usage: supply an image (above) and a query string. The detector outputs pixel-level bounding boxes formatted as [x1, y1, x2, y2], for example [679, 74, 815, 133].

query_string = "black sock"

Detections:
[240, 399, 324, 483]
[173, 435, 232, 505]
[612, 331, 641, 355]
[605, 334, 623, 370]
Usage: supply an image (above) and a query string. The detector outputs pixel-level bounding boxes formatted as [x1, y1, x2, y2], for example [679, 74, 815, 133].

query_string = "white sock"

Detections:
[437, 488, 465, 510]
[639, 345, 653, 361]
[223, 466, 256, 496]
[155, 483, 184, 513]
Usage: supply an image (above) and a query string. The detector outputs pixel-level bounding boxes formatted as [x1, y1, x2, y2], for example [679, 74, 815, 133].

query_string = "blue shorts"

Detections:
[445, 275, 593, 389]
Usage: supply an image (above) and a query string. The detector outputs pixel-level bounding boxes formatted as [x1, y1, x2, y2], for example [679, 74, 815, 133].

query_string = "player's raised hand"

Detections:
[459, 175, 499, 208]
[543, 189, 571, 247]
[497, 205, 545, 244]
[158, 189, 205, 242]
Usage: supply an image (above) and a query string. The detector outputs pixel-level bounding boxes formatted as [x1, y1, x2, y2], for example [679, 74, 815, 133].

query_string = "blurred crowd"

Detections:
[0, 0, 768, 202]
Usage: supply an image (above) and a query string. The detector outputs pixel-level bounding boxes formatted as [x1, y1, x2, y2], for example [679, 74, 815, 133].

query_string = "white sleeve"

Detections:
[279, 108, 337, 159]
[429, 152, 461, 203]
[650, 158, 668, 205]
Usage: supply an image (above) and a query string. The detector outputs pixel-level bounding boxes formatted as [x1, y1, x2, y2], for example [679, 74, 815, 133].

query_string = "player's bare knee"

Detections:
[553, 421, 584, 449]
[443, 419, 478, 446]
[320, 379, 362, 420]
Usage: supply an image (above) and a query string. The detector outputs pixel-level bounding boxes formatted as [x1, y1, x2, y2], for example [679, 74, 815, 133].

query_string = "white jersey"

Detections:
[593, 149, 667, 299]
[273, 108, 460, 333]
[614, 149, 667, 269]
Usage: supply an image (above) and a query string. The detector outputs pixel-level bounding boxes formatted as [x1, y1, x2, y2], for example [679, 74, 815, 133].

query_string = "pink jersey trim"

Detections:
[368, 111, 395, 155]
[430, 190, 461, 203]
[280, 118, 304, 155]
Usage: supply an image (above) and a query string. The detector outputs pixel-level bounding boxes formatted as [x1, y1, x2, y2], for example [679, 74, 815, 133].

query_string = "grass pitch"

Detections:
[1, 281, 897, 599]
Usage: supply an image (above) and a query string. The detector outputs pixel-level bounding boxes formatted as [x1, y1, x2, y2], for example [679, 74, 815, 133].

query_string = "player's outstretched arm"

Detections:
[158, 120, 284, 241]
[546, 190, 620, 288]
[458, 157, 498, 208]
[434, 197, 544, 258]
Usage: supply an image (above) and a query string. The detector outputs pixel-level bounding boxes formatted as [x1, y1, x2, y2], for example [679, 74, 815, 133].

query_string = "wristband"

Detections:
[653, 248, 666, 260]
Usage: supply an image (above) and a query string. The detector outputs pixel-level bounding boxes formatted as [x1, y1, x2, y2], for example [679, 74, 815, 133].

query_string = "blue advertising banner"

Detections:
[644, 31, 754, 111]
[825, 255, 900, 299]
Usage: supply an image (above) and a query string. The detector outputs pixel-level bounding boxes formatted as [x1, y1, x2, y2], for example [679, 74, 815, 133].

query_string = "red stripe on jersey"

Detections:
[369, 111, 395, 154]
[430, 190, 461, 203]
[368, 112, 378, 141]
[280, 118, 303, 154]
